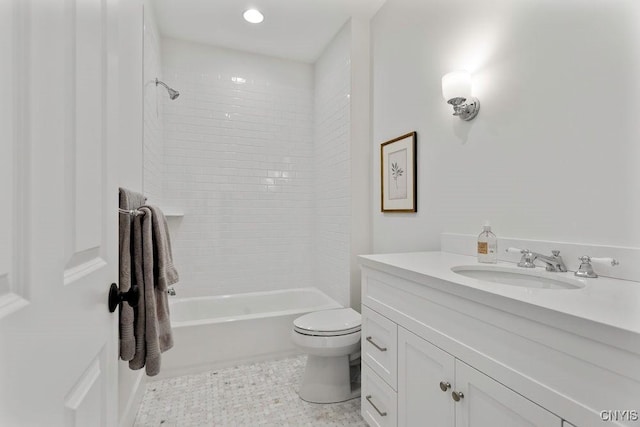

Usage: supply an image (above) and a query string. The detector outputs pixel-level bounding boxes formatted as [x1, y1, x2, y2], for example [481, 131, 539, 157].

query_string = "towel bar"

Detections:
[108, 283, 140, 313]
[118, 208, 145, 217]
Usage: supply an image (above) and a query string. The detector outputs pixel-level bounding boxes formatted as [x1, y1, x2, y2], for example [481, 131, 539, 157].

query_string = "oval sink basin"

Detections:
[451, 265, 585, 290]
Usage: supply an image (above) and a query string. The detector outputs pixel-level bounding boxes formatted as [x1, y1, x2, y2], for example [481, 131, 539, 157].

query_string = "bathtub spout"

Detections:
[168, 287, 176, 296]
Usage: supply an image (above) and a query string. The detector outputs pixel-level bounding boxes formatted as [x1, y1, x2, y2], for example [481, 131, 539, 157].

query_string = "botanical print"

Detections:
[388, 148, 407, 200]
[380, 131, 416, 212]
[391, 162, 404, 188]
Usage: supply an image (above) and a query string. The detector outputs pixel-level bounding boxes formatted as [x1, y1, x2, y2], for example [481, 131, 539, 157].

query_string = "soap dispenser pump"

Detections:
[478, 221, 497, 264]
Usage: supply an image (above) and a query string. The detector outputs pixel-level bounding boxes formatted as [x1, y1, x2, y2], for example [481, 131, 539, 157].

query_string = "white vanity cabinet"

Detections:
[360, 252, 640, 427]
[363, 314, 561, 427]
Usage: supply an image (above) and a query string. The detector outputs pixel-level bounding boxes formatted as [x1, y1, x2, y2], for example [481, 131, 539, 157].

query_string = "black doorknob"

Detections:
[108, 283, 139, 313]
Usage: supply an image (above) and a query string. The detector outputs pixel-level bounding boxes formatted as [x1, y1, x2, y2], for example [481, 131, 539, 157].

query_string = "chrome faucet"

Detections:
[533, 250, 568, 272]
[167, 287, 176, 296]
[506, 248, 568, 272]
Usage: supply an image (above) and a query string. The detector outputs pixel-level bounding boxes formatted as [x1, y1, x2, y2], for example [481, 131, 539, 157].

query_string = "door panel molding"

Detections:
[64, 350, 106, 427]
[64, 0, 107, 270]
[64, 256, 107, 286]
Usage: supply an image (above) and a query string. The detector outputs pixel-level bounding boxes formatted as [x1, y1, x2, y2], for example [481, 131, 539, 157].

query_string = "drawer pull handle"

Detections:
[366, 336, 387, 352]
[366, 395, 388, 417]
[452, 391, 464, 402]
[439, 381, 451, 392]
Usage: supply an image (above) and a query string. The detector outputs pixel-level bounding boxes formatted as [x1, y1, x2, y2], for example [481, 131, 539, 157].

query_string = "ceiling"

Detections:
[152, 0, 386, 63]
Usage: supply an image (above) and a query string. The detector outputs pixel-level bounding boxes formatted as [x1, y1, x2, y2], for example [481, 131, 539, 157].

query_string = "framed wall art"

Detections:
[380, 131, 417, 212]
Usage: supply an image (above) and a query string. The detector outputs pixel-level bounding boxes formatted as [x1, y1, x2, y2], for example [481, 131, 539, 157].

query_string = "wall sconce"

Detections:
[442, 71, 480, 121]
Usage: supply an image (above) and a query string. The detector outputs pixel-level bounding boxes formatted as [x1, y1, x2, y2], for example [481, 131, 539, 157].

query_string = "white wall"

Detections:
[142, 1, 164, 204]
[161, 39, 315, 297]
[313, 23, 352, 306]
[118, 1, 145, 426]
[371, 0, 640, 253]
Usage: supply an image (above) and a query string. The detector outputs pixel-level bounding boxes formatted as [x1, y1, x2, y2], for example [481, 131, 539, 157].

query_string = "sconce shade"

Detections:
[442, 71, 472, 101]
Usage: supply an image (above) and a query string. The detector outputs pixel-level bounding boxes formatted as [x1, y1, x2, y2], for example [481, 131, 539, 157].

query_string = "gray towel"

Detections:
[129, 205, 179, 376]
[118, 188, 146, 361]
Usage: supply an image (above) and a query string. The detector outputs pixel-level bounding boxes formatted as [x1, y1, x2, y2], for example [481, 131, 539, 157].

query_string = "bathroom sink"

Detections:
[451, 265, 585, 290]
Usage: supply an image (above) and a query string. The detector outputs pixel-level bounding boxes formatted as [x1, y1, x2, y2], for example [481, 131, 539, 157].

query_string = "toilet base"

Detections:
[298, 354, 359, 404]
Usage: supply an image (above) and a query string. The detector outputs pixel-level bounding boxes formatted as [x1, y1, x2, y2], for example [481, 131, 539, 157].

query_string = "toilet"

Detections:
[291, 308, 362, 403]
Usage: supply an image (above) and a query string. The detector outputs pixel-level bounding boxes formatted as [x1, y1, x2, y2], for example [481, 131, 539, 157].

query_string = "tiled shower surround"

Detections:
[314, 25, 352, 308]
[161, 39, 316, 298]
[152, 31, 353, 305]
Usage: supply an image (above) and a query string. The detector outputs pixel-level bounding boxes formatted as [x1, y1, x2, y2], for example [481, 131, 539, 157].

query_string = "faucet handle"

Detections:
[551, 250, 561, 257]
[575, 255, 619, 278]
[506, 247, 529, 254]
[506, 247, 536, 268]
[590, 257, 620, 267]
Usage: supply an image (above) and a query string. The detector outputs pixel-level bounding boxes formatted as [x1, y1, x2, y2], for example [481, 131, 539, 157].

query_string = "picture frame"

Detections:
[380, 131, 417, 212]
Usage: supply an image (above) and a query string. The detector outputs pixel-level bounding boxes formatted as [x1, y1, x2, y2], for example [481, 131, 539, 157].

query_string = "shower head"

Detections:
[167, 88, 179, 100]
[156, 78, 180, 100]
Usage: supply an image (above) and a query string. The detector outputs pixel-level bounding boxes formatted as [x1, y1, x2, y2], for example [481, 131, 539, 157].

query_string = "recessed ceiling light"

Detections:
[243, 9, 264, 24]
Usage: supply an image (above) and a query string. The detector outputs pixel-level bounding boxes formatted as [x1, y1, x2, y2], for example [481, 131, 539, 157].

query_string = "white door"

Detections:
[0, 0, 121, 425]
[454, 361, 562, 427]
[397, 327, 455, 427]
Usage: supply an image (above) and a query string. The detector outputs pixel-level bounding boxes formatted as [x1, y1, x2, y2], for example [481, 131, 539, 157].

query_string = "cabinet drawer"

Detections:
[362, 305, 398, 389]
[362, 363, 397, 427]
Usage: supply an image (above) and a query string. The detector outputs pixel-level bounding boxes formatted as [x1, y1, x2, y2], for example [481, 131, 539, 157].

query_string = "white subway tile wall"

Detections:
[160, 39, 316, 297]
[142, 6, 163, 204]
[314, 25, 352, 306]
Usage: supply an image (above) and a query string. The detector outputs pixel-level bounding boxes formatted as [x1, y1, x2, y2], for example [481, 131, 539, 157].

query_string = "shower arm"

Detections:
[155, 78, 180, 100]
[156, 78, 170, 90]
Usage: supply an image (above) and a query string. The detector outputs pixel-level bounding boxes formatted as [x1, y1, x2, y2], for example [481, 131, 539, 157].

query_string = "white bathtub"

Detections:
[158, 287, 342, 378]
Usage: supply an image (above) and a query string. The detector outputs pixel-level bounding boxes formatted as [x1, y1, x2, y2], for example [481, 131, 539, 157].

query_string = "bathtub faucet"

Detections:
[167, 287, 176, 296]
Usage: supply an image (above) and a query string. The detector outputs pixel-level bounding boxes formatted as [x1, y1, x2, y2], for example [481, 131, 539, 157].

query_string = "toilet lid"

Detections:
[294, 308, 361, 336]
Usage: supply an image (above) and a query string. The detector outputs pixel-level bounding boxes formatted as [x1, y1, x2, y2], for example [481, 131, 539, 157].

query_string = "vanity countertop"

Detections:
[359, 251, 640, 353]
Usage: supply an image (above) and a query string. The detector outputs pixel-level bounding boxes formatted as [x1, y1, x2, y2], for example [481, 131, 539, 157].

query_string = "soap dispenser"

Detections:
[477, 221, 497, 264]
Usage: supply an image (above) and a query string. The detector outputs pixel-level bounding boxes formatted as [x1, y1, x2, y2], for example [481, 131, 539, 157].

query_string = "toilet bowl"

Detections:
[292, 308, 362, 403]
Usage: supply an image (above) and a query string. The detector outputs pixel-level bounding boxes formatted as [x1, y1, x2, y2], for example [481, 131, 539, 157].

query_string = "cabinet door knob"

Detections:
[452, 391, 464, 402]
[439, 381, 451, 392]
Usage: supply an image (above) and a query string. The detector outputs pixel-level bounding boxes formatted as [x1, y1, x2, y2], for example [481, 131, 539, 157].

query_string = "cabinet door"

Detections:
[455, 361, 562, 427]
[397, 327, 455, 427]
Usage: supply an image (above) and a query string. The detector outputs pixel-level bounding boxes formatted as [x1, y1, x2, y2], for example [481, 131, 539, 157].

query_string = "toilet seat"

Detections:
[293, 308, 361, 337]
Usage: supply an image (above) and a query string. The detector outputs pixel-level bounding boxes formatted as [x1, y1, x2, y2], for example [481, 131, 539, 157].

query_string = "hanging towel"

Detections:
[118, 188, 146, 361]
[129, 205, 179, 376]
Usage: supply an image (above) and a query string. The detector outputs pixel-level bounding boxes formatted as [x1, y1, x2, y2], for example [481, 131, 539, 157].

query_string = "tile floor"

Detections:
[134, 355, 366, 426]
